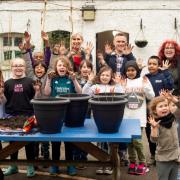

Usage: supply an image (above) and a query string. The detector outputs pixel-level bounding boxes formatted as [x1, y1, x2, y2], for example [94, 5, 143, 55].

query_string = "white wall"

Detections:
[0, 0, 180, 66]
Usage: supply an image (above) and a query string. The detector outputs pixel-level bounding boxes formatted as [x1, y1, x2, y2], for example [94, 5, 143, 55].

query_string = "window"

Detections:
[0, 33, 23, 64]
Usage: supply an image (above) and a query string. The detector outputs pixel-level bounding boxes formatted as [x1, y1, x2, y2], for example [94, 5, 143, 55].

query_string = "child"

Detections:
[82, 65, 124, 96]
[122, 60, 155, 175]
[44, 56, 81, 176]
[75, 60, 93, 169]
[145, 55, 174, 165]
[3, 58, 39, 177]
[148, 96, 179, 180]
[82, 65, 124, 175]
[146, 55, 174, 96]
[77, 60, 93, 88]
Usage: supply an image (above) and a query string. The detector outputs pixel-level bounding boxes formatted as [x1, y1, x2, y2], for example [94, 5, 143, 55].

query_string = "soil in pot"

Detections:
[93, 92, 127, 99]
[89, 96, 127, 133]
[59, 94, 91, 127]
[31, 98, 70, 134]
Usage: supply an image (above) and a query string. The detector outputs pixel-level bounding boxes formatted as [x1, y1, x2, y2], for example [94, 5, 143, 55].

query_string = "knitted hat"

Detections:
[124, 60, 140, 78]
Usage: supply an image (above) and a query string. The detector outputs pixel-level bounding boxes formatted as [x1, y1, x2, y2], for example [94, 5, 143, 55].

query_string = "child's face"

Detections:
[164, 43, 175, 60]
[80, 63, 92, 78]
[71, 35, 83, 50]
[34, 52, 44, 61]
[56, 60, 67, 76]
[155, 99, 170, 117]
[126, 66, 137, 79]
[100, 70, 111, 85]
[34, 64, 46, 78]
[169, 101, 177, 113]
[11, 59, 26, 78]
[148, 58, 159, 74]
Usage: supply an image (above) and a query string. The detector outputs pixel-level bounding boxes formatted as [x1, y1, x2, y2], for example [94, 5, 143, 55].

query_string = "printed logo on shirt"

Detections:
[14, 84, 23, 92]
[56, 87, 70, 93]
[66, 81, 71, 84]
[155, 80, 162, 83]
[55, 81, 58, 84]
[126, 92, 144, 109]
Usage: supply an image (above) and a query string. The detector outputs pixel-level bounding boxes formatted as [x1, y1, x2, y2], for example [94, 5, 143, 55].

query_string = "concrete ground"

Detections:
[1, 129, 158, 180]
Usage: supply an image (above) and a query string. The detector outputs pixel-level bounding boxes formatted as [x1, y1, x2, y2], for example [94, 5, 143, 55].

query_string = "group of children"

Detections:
[0, 31, 179, 180]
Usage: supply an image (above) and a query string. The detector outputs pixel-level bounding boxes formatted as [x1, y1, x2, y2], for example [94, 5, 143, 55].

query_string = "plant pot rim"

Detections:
[89, 98, 128, 105]
[31, 98, 70, 105]
[59, 93, 91, 101]
[93, 93, 127, 98]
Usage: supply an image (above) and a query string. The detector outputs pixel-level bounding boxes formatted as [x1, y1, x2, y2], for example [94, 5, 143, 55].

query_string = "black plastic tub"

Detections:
[93, 93, 127, 99]
[89, 96, 127, 133]
[31, 98, 70, 134]
[59, 94, 91, 127]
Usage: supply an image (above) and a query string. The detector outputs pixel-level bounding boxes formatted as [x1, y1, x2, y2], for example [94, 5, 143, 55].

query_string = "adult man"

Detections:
[98, 33, 135, 76]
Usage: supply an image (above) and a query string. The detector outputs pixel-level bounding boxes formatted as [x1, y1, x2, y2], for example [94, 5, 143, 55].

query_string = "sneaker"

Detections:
[104, 167, 113, 175]
[147, 156, 156, 166]
[27, 165, 35, 177]
[96, 167, 104, 175]
[128, 163, 137, 175]
[49, 166, 60, 175]
[67, 166, 77, 176]
[4, 165, 18, 176]
[136, 163, 149, 175]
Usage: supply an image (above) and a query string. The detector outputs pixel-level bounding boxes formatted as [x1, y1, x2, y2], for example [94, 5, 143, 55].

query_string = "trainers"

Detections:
[104, 167, 113, 175]
[136, 163, 149, 175]
[4, 165, 18, 176]
[27, 165, 35, 177]
[67, 166, 77, 176]
[128, 163, 137, 175]
[147, 156, 156, 166]
[49, 166, 60, 175]
[96, 167, 104, 175]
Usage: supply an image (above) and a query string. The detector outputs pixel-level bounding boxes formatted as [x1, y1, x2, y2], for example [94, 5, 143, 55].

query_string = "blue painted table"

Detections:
[0, 118, 141, 179]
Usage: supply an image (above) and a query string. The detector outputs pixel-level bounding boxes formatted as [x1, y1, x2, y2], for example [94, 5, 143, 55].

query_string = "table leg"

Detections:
[110, 143, 120, 180]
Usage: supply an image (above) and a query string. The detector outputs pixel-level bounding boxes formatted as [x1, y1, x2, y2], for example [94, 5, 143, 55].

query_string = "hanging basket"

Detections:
[135, 19, 148, 48]
[135, 40, 148, 48]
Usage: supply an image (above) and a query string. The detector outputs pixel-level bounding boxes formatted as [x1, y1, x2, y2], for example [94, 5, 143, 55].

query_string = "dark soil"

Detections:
[0, 116, 27, 130]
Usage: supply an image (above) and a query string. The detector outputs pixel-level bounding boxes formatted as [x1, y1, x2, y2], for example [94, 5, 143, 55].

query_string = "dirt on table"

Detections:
[0, 116, 27, 130]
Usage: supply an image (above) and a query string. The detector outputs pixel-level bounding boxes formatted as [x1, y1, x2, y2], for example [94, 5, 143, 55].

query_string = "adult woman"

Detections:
[158, 40, 180, 95]
[67, 33, 93, 72]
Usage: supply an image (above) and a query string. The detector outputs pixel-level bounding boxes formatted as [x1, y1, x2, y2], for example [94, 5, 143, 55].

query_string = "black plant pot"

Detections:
[93, 93, 127, 99]
[59, 94, 91, 127]
[135, 40, 148, 48]
[89, 97, 127, 133]
[31, 98, 70, 134]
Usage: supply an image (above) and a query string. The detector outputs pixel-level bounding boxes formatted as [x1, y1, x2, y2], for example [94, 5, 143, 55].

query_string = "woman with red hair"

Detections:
[158, 40, 180, 95]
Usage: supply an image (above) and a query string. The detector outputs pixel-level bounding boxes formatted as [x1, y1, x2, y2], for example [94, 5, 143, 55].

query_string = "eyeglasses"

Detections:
[165, 47, 175, 50]
[12, 64, 25, 68]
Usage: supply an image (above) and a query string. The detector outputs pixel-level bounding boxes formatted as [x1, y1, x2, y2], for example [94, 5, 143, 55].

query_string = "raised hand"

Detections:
[59, 41, 68, 56]
[41, 31, 49, 42]
[97, 51, 105, 65]
[68, 70, 76, 81]
[105, 42, 113, 54]
[159, 60, 171, 71]
[148, 116, 160, 128]
[48, 70, 57, 79]
[88, 72, 95, 82]
[18, 42, 26, 51]
[85, 41, 94, 56]
[136, 58, 146, 69]
[122, 44, 134, 55]
[33, 79, 42, 92]
[142, 75, 149, 84]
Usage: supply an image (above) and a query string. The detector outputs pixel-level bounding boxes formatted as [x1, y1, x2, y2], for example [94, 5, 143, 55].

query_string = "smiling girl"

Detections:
[44, 56, 81, 176]
[148, 96, 180, 180]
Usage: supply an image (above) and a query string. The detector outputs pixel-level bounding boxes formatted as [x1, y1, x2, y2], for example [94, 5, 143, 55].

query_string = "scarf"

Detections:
[156, 113, 175, 129]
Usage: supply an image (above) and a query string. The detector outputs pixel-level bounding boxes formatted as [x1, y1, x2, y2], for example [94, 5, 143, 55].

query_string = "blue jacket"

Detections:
[146, 69, 174, 96]
[105, 52, 135, 75]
